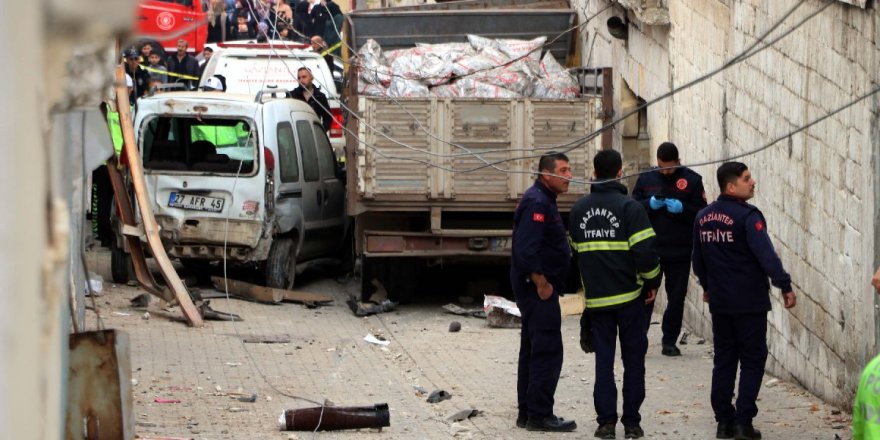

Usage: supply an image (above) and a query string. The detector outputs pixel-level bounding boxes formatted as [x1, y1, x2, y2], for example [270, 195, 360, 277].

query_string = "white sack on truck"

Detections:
[355, 36, 580, 99]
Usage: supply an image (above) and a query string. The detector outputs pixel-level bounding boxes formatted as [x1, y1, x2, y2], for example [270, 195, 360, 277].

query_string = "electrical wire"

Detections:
[286, 0, 830, 173]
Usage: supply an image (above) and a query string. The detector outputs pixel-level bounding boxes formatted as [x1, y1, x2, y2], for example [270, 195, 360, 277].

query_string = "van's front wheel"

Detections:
[265, 237, 298, 290]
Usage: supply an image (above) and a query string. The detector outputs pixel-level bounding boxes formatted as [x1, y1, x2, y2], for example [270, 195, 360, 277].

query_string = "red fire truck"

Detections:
[136, 0, 207, 54]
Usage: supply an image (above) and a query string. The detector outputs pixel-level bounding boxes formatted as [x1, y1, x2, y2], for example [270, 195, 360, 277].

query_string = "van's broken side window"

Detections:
[142, 116, 257, 174]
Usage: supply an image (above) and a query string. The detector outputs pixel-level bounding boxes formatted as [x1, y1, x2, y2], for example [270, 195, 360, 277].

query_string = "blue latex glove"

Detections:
[665, 198, 684, 214]
[649, 196, 665, 210]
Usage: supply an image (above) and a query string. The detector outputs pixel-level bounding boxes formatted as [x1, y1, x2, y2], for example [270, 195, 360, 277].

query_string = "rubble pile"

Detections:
[357, 35, 580, 99]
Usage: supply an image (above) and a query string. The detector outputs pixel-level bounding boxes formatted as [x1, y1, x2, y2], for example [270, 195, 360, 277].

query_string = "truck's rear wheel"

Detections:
[265, 237, 298, 290]
[110, 240, 134, 284]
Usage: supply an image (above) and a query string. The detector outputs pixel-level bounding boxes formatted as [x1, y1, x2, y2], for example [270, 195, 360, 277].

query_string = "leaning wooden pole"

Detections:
[114, 66, 203, 327]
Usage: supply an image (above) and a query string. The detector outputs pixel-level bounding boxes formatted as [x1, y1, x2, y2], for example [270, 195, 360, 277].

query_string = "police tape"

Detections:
[320, 41, 342, 57]
[139, 64, 200, 81]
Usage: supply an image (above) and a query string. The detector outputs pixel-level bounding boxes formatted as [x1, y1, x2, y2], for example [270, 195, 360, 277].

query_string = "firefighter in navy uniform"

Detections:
[569, 150, 661, 440]
[510, 152, 577, 433]
[692, 162, 797, 440]
[632, 142, 707, 356]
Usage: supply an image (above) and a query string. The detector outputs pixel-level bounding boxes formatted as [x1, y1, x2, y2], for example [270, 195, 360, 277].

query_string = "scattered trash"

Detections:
[130, 293, 151, 308]
[237, 393, 257, 403]
[447, 408, 480, 421]
[228, 407, 247, 412]
[142, 312, 150, 320]
[364, 334, 391, 346]
[696, 339, 706, 345]
[810, 403, 819, 412]
[831, 409, 841, 415]
[442, 303, 486, 318]
[484, 295, 521, 328]
[154, 398, 181, 404]
[135, 421, 157, 428]
[242, 334, 291, 344]
[87, 272, 104, 296]
[112, 311, 132, 317]
[225, 362, 242, 367]
[413, 385, 427, 396]
[449, 422, 470, 436]
[449, 321, 462, 333]
[426, 389, 452, 403]
[131, 379, 138, 386]
[348, 298, 398, 317]
[765, 378, 780, 388]
[679, 331, 690, 345]
[279, 403, 390, 431]
[199, 300, 242, 321]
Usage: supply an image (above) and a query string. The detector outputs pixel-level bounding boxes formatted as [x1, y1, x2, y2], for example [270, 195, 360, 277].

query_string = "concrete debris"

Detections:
[130, 293, 151, 308]
[447, 408, 480, 422]
[442, 303, 486, 318]
[237, 393, 257, 403]
[427, 389, 452, 403]
[449, 321, 462, 332]
[142, 312, 150, 320]
[198, 300, 242, 321]
[765, 378, 780, 388]
[242, 334, 291, 344]
[449, 422, 471, 436]
[348, 298, 398, 317]
[413, 385, 427, 396]
[484, 295, 521, 328]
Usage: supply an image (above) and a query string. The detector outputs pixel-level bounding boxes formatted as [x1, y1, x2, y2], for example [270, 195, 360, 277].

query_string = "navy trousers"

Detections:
[710, 313, 768, 426]
[514, 281, 563, 419]
[591, 300, 647, 427]
[644, 259, 691, 346]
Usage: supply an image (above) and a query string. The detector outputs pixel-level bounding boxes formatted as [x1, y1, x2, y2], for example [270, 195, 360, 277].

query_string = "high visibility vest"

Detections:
[853, 354, 880, 439]
[107, 110, 124, 156]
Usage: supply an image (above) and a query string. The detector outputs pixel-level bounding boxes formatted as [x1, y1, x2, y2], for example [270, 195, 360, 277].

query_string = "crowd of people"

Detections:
[205, 0, 343, 48]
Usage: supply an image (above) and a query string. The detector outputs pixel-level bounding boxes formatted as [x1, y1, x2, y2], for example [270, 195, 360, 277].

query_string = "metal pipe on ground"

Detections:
[279, 403, 390, 431]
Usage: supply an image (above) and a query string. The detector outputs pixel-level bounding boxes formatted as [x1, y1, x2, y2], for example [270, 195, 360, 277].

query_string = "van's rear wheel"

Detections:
[265, 237, 298, 290]
[110, 240, 134, 284]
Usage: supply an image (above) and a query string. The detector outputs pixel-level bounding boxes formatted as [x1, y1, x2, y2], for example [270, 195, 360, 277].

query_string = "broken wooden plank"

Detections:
[106, 157, 172, 303]
[209, 276, 332, 304]
[210, 276, 283, 304]
[241, 334, 291, 344]
[114, 66, 203, 327]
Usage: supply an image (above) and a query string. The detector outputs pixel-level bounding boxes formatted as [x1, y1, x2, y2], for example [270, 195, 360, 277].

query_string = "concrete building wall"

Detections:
[574, 0, 880, 407]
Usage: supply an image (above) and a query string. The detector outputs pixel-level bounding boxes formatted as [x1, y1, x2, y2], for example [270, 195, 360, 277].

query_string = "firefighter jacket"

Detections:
[632, 167, 707, 261]
[692, 195, 792, 315]
[568, 181, 661, 311]
[510, 180, 571, 293]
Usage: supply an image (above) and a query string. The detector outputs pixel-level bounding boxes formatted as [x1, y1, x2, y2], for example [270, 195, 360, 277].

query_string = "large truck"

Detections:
[344, 0, 611, 300]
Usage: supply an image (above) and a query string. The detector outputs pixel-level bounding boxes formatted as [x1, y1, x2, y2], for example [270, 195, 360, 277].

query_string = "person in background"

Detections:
[632, 142, 707, 356]
[230, 11, 256, 40]
[310, 35, 336, 74]
[123, 48, 150, 105]
[146, 52, 167, 84]
[692, 161, 797, 440]
[289, 67, 333, 131]
[569, 149, 659, 440]
[199, 47, 214, 79]
[207, 0, 228, 43]
[510, 152, 577, 433]
[165, 39, 200, 89]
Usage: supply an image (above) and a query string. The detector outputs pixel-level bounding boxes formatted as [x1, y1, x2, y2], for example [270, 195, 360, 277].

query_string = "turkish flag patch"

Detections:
[533, 213, 545, 222]
[755, 221, 764, 231]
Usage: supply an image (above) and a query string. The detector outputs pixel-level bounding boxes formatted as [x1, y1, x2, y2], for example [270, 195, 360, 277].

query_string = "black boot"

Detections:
[734, 424, 762, 440]
[661, 344, 682, 356]
[516, 412, 527, 428]
[624, 424, 644, 438]
[716, 420, 735, 439]
[594, 422, 616, 439]
[526, 415, 577, 432]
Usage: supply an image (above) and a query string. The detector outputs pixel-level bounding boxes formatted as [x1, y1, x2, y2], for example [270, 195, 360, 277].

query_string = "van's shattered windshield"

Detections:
[141, 116, 257, 174]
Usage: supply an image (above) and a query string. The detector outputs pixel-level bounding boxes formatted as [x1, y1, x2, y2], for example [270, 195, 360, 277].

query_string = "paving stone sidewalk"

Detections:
[85, 249, 851, 439]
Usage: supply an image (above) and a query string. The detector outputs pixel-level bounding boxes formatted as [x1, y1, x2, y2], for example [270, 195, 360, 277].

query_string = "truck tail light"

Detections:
[330, 108, 344, 138]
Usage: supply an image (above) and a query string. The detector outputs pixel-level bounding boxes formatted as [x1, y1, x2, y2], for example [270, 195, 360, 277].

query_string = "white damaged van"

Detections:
[131, 89, 347, 288]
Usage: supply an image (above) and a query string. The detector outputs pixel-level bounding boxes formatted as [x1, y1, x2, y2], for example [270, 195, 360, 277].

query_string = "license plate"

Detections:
[490, 237, 512, 251]
[168, 192, 225, 213]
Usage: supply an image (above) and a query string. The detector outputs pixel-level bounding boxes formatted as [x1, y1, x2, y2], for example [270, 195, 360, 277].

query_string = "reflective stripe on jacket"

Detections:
[568, 181, 661, 310]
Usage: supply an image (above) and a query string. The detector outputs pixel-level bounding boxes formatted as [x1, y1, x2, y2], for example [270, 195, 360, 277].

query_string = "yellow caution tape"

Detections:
[320, 41, 342, 57]
[140, 64, 200, 81]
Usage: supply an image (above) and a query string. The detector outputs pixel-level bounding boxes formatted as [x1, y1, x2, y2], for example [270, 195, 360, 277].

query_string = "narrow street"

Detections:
[87, 249, 848, 439]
